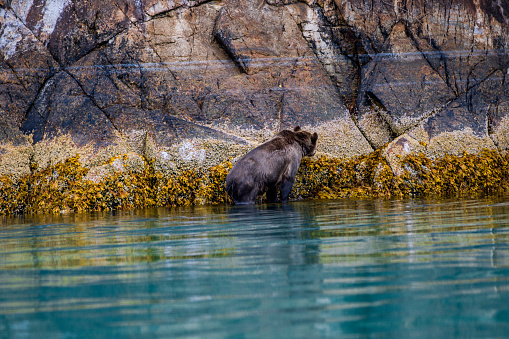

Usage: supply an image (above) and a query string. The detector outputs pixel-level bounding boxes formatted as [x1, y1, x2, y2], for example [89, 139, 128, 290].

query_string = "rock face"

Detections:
[0, 0, 508, 179]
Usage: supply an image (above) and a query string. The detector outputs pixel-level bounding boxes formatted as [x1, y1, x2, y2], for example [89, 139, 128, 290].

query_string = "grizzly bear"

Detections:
[226, 126, 318, 204]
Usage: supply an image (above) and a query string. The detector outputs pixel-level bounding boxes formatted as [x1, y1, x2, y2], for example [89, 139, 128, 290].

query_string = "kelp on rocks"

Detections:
[1, 150, 508, 216]
[0, 155, 232, 215]
[293, 149, 509, 200]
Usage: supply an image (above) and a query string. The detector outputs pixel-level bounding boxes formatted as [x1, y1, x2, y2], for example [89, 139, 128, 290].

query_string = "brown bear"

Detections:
[226, 126, 318, 204]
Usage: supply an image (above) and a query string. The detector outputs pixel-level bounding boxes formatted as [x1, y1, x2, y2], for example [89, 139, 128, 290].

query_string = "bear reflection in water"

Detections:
[226, 127, 318, 205]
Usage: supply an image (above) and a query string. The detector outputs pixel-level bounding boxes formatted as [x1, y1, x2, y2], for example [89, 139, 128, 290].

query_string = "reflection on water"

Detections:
[1, 197, 509, 337]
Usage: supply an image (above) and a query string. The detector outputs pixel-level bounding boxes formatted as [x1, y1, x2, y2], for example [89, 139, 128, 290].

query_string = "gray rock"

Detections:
[0, 0, 508, 179]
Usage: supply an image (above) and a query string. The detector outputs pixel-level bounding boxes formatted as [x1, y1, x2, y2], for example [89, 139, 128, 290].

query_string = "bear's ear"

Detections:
[311, 132, 318, 142]
[293, 126, 301, 132]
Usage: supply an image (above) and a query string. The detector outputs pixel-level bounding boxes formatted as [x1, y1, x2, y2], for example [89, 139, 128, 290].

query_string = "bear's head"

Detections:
[293, 126, 318, 156]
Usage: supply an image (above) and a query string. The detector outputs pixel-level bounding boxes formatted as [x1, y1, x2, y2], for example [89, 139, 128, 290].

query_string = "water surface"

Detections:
[1, 198, 509, 338]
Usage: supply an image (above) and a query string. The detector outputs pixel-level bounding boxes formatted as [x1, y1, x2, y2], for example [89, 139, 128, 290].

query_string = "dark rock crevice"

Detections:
[63, 68, 123, 137]
[284, 4, 356, 100]
[212, 7, 250, 75]
[19, 69, 121, 150]
[348, 110, 381, 151]
[19, 74, 58, 144]
[2, 6, 62, 129]
[365, 91, 398, 139]
[278, 1, 386, 150]
[69, 27, 130, 68]
[405, 23, 454, 95]
[3, 58, 27, 91]
[146, 0, 218, 21]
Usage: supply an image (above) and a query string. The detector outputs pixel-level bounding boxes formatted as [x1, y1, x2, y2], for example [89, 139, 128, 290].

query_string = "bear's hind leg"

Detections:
[266, 185, 278, 203]
[279, 177, 295, 203]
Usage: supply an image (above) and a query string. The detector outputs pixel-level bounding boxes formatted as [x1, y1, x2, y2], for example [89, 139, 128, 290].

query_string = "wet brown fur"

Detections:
[226, 126, 318, 204]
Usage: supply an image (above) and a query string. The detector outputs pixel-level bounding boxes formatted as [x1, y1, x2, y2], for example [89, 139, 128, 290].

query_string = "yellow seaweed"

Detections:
[1, 150, 508, 216]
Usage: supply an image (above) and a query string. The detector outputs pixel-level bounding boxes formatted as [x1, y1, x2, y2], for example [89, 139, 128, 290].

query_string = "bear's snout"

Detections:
[307, 149, 316, 157]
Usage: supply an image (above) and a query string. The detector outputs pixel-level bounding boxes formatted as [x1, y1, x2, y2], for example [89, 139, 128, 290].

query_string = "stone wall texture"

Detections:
[1, 0, 508, 178]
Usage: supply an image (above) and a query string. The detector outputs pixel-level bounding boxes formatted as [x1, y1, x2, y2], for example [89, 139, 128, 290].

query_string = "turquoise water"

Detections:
[1, 198, 509, 338]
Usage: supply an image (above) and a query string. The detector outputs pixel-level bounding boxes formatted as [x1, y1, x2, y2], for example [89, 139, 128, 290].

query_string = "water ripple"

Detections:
[1, 197, 509, 337]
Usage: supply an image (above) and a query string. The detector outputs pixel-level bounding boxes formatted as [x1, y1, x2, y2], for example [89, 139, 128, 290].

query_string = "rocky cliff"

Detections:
[0, 0, 508, 190]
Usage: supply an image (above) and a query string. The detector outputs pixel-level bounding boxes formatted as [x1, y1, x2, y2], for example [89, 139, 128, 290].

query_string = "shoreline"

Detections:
[1, 149, 507, 216]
